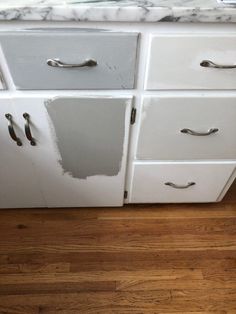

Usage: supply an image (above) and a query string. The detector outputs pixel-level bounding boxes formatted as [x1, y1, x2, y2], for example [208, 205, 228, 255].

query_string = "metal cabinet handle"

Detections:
[200, 60, 236, 69]
[23, 113, 36, 146]
[5, 113, 22, 146]
[47, 58, 97, 68]
[165, 182, 196, 189]
[181, 128, 219, 136]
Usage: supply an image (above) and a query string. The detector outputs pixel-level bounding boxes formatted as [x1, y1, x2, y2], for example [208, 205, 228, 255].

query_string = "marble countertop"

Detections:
[0, 0, 236, 23]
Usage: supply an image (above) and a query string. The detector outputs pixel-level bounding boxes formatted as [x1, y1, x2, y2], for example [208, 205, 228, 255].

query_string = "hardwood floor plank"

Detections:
[0, 290, 236, 313]
[2, 251, 235, 271]
[0, 269, 203, 285]
[0, 263, 70, 274]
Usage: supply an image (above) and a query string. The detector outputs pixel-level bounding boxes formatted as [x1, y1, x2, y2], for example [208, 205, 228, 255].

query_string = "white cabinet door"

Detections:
[0, 98, 45, 208]
[13, 96, 132, 207]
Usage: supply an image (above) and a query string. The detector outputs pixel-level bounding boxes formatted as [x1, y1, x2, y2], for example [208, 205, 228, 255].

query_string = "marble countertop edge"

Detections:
[0, 1, 235, 23]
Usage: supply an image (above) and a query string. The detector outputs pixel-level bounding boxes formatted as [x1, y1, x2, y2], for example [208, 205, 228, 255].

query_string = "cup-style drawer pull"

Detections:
[5, 113, 22, 146]
[23, 113, 36, 146]
[200, 60, 236, 69]
[181, 128, 219, 136]
[165, 182, 196, 189]
[47, 58, 97, 68]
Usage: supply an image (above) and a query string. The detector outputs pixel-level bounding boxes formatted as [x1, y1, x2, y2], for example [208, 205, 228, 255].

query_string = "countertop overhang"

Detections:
[0, 0, 236, 23]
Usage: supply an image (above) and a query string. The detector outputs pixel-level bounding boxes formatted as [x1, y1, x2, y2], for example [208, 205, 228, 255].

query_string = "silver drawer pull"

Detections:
[23, 113, 36, 146]
[47, 58, 97, 68]
[200, 60, 236, 69]
[181, 128, 219, 136]
[5, 113, 22, 147]
[165, 182, 196, 189]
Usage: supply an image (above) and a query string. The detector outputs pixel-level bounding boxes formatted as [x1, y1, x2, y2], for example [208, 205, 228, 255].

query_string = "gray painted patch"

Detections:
[46, 97, 127, 179]
[0, 31, 138, 90]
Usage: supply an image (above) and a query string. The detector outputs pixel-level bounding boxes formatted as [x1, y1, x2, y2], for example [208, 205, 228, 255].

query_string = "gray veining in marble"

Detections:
[0, 0, 235, 22]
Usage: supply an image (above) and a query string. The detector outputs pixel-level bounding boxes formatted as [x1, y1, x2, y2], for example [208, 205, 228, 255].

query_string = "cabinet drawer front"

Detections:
[145, 35, 236, 90]
[131, 162, 236, 203]
[137, 96, 236, 160]
[0, 31, 138, 90]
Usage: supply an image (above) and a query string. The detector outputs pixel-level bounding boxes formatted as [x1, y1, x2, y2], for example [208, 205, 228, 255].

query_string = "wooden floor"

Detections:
[0, 183, 236, 313]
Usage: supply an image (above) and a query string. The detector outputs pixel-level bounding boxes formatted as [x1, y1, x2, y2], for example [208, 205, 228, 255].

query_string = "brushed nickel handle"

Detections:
[23, 113, 36, 146]
[181, 128, 219, 136]
[5, 113, 22, 146]
[200, 60, 236, 69]
[47, 58, 97, 68]
[165, 182, 196, 189]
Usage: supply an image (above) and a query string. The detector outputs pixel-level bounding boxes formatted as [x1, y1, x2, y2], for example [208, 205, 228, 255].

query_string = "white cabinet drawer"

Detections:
[145, 34, 236, 90]
[137, 96, 236, 160]
[0, 30, 138, 90]
[130, 162, 236, 203]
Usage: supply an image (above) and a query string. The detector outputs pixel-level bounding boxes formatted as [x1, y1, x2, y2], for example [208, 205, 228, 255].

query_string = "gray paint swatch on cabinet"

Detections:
[0, 31, 138, 90]
[46, 97, 127, 179]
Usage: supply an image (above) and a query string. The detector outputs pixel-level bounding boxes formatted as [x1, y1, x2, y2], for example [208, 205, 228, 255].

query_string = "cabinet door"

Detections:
[0, 98, 45, 208]
[13, 96, 132, 207]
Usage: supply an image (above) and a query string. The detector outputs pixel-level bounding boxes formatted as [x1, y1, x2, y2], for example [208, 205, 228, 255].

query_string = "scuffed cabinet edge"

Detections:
[132, 32, 141, 90]
[0, 66, 6, 89]
[217, 164, 236, 201]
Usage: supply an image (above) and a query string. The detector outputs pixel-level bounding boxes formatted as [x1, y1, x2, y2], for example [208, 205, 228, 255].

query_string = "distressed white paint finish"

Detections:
[137, 95, 236, 160]
[0, 98, 45, 208]
[13, 96, 132, 207]
[145, 34, 236, 90]
[130, 162, 236, 203]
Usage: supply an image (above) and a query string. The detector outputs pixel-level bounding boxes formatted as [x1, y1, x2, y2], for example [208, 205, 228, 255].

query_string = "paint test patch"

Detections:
[46, 97, 127, 179]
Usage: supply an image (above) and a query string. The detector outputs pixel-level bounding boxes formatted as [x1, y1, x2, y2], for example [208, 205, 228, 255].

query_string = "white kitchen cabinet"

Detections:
[0, 98, 45, 208]
[0, 24, 236, 207]
[12, 96, 132, 207]
[130, 162, 236, 203]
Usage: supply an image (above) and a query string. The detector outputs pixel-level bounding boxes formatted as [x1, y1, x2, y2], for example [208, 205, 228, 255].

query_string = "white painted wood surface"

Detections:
[137, 95, 236, 160]
[145, 34, 236, 90]
[0, 23, 235, 206]
[13, 96, 132, 207]
[0, 98, 45, 208]
[130, 162, 236, 203]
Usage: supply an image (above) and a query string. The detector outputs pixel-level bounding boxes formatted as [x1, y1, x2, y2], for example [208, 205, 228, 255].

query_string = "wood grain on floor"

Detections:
[0, 182, 236, 313]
